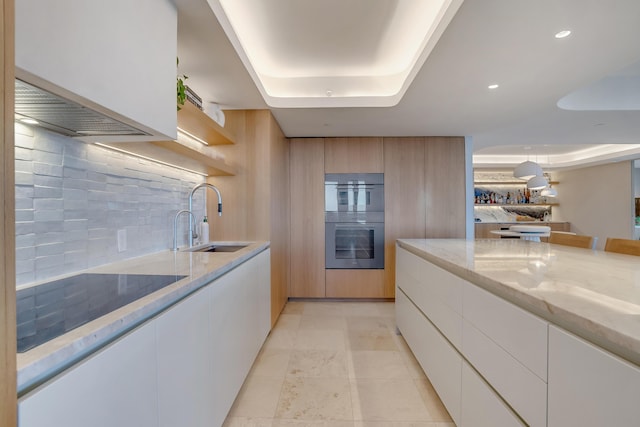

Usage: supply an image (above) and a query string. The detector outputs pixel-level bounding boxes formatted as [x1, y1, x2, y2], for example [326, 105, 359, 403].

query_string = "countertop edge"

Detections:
[397, 239, 640, 367]
[17, 241, 270, 394]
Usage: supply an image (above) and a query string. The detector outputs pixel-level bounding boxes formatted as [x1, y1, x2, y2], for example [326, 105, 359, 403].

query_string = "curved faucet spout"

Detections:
[172, 209, 196, 251]
[188, 183, 223, 247]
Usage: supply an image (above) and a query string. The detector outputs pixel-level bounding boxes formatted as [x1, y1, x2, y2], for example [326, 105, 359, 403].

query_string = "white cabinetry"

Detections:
[156, 286, 215, 427]
[396, 246, 547, 427]
[461, 362, 525, 427]
[19, 322, 159, 427]
[15, 0, 177, 140]
[548, 326, 640, 427]
[19, 249, 271, 427]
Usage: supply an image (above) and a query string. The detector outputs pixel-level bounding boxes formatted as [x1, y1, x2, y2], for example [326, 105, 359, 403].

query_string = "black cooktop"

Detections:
[16, 273, 187, 353]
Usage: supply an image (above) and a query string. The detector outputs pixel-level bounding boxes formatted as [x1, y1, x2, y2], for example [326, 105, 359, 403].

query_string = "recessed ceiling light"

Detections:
[555, 30, 571, 39]
[488, 84, 499, 90]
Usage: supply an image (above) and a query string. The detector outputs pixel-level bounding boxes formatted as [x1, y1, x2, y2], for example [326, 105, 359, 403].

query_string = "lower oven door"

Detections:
[325, 222, 384, 269]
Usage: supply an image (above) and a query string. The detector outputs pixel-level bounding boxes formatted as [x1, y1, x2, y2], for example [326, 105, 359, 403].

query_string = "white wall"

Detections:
[15, 124, 205, 286]
[553, 161, 634, 250]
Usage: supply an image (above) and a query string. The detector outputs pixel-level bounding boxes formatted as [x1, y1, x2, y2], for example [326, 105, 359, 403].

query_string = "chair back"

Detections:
[604, 238, 640, 256]
[548, 231, 595, 249]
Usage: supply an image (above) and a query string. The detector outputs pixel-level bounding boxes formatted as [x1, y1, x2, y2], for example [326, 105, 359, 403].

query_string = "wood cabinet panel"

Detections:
[324, 137, 383, 173]
[325, 269, 385, 298]
[1, 1, 16, 425]
[290, 138, 326, 297]
[425, 137, 467, 238]
[383, 138, 426, 298]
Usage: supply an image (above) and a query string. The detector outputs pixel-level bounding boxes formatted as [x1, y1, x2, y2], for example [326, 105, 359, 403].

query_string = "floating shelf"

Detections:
[100, 102, 237, 176]
[177, 102, 235, 146]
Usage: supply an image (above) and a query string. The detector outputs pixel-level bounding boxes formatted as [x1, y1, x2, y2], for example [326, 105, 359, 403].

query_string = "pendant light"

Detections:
[527, 175, 548, 190]
[513, 161, 543, 180]
[541, 186, 558, 197]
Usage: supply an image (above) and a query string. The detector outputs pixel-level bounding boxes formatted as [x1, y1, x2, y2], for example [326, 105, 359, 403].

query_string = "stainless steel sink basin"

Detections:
[187, 243, 249, 253]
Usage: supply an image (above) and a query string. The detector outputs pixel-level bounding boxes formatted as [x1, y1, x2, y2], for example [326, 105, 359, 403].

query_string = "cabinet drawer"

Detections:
[461, 362, 525, 427]
[463, 319, 547, 427]
[397, 248, 463, 348]
[396, 289, 462, 425]
[463, 282, 548, 381]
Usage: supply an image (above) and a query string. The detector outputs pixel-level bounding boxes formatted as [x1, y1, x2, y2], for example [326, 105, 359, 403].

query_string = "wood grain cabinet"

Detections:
[290, 138, 326, 298]
[324, 137, 383, 173]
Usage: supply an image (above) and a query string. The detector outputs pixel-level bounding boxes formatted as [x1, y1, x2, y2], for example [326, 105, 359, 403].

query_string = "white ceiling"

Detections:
[174, 0, 640, 169]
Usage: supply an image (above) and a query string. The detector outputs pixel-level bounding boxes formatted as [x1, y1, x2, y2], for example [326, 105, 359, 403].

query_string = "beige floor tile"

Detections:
[223, 417, 274, 427]
[294, 329, 347, 351]
[348, 351, 411, 379]
[351, 379, 430, 422]
[355, 422, 455, 427]
[374, 302, 396, 318]
[251, 347, 293, 378]
[228, 376, 285, 418]
[302, 302, 346, 317]
[346, 329, 398, 351]
[275, 377, 353, 421]
[346, 316, 394, 332]
[262, 328, 298, 351]
[299, 314, 348, 331]
[282, 301, 305, 314]
[340, 302, 382, 317]
[414, 379, 453, 422]
[287, 349, 348, 378]
[273, 314, 302, 331]
[273, 420, 354, 427]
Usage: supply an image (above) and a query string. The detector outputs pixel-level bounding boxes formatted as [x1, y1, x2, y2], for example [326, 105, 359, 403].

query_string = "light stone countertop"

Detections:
[398, 238, 640, 367]
[17, 241, 269, 394]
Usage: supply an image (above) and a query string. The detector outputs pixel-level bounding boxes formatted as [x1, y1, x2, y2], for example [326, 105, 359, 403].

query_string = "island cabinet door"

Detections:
[548, 326, 640, 427]
[18, 322, 159, 427]
[396, 288, 462, 424]
[156, 286, 215, 427]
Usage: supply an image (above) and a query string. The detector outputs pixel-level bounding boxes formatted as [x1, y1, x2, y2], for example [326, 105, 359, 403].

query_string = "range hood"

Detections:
[14, 79, 151, 139]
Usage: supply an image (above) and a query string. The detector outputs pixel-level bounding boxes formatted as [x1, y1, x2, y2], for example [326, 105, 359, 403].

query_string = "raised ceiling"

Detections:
[175, 0, 640, 168]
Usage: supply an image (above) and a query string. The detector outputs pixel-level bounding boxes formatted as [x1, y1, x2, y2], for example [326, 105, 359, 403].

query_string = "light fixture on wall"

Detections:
[513, 160, 543, 180]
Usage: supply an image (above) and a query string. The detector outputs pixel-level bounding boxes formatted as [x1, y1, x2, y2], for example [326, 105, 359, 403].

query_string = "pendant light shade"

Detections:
[527, 175, 548, 190]
[541, 187, 558, 197]
[513, 161, 543, 180]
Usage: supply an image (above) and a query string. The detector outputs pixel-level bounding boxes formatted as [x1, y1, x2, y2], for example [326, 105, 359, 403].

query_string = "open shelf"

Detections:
[474, 203, 558, 207]
[176, 102, 235, 145]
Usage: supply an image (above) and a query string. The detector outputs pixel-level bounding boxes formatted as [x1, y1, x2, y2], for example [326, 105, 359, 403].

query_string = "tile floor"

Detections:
[223, 300, 455, 427]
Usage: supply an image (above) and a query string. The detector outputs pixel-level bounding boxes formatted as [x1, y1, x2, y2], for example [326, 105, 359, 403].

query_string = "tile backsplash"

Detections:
[14, 124, 206, 286]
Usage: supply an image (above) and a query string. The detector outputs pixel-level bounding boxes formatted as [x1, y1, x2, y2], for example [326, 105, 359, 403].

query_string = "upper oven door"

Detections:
[325, 173, 384, 214]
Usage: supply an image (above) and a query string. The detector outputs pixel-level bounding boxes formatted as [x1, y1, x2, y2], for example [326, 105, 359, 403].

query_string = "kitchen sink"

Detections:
[186, 243, 250, 253]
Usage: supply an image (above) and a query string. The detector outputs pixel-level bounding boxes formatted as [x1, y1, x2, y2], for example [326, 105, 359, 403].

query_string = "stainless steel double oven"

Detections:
[325, 173, 384, 269]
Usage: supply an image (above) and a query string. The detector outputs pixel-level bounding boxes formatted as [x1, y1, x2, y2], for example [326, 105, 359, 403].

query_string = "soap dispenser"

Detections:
[200, 216, 209, 244]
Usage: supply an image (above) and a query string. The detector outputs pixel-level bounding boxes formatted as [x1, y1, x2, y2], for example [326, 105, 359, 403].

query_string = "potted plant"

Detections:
[177, 57, 188, 111]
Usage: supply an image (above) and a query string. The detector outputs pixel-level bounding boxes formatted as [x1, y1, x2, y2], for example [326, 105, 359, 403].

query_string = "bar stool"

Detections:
[604, 238, 640, 256]
[548, 231, 596, 249]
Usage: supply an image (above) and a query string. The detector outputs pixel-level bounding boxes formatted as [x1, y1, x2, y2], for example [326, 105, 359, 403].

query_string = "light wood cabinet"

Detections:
[425, 137, 467, 238]
[324, 137, 384, 173]
[290, 138, 326, 298]
[384, 138, 426, 297]
[1, 1, 16, 426]
[325, 269, 384, 298]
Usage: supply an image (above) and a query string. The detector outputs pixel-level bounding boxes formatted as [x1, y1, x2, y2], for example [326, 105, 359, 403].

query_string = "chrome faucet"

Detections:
[172, 209, 196, 251]
[188, 183, 222, 247]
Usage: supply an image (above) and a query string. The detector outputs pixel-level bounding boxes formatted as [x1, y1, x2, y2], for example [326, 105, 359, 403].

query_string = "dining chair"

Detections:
[548, 231, 596, 249]
[604, 238, 640, 256]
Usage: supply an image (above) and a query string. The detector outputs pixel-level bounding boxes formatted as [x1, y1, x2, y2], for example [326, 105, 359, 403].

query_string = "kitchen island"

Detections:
[396, 238, 640, 427]
[18, 241, 270, 427]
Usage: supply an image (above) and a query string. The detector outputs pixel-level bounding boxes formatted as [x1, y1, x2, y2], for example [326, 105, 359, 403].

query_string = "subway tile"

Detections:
[15, 222, 35, 235]
[15, 131, 34, 148]
[63, 167, 88, 179]
[15, 147, 33, 161]
[16, 234, 36, 248]
[34, 210, 64, 222]
[33, 175, 63, 188]
[62, 178, 89, 190]
[62, 188, 87, 200]
[35, 243, 65, 257]
[15, 210, 34, 222]
[15, 246, 36, 261]
[34, 186, 63, 199]
[34, 221, 64, 234]
[16, 259, 35, 275]
[15, 172, 35, 186]
[34, 135, 64, 154]
[35, 232, 65, 245]
[35, 254, 65, 270]
[63, 219, 88, 231]
[34, 199, 64, 211]
[33, 162, 63, 177]
[15, 160, 34, 173]
[32, 150, 63, 165]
